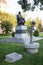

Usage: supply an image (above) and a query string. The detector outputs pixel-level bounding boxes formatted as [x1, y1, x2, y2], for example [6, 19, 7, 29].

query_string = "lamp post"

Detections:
[30, 21, 35, 44]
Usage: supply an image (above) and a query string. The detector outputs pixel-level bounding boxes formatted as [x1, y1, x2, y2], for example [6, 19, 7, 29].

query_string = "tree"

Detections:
[25, 18, 32, 27]
[18, 0, 43, 11]
[35, 17, 42, 29]
[0, 11, 17, 27]
[37, 23, 43, 32]
[1, 20, 13, 34]
[25, 18, 33, 32]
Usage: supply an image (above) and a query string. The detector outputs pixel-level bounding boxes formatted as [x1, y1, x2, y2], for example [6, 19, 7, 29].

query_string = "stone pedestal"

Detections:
[14, 25, 39, 54]
[24, 42, 39, 54]
[14, 25, 30, 43]
[15, 25, 28, 39]
[14, 25, 29, 43]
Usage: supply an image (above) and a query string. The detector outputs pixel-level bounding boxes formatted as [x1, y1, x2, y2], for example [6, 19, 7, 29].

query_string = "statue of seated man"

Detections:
[17, 12, 25, 25]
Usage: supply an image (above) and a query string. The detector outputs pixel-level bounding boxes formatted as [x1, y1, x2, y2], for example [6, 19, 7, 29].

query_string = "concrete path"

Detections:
[0, 36, 43, 43]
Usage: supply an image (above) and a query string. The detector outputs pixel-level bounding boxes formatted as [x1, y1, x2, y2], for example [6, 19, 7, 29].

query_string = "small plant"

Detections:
[12, 32, 15, 37]
[1, 20, 13, 34]
[33, 30, 39, 36]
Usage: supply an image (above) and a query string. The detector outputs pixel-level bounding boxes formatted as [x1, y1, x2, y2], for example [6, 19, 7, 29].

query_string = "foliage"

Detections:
[25, 18, 32, 32]
[25, 18, 32, 27]
[18, 0, 43, 11]
[0, 11, 17, 34]
[1, 20, 13, 34]
[33, 30, 39, 36]
[37, 23, 43, 32]
[0, 11, 17, 27]
[40, 27, 43, 32]
[35, 18, 43, 32]
[35, 18, 42, 30]
[25, 19, 35, 32]
[12, 31, 15, 37]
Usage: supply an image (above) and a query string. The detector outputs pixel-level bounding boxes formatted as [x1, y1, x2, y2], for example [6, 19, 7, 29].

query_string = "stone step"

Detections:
[4, 52, 22, 63]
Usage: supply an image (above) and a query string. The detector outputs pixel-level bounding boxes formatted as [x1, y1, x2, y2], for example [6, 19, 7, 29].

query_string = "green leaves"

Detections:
[1, 20, 13, 34]
[18, 0, 43, 11]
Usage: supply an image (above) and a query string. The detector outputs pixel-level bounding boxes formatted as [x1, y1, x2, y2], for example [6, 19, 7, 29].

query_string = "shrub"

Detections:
[33, 30, 39, 36]
[12, 32, 15, 37]
[1, 20, 13, 34]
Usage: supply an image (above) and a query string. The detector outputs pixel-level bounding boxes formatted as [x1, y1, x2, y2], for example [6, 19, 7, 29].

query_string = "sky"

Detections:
[6, 0, 23, 14]
[4, 0, 43, 25]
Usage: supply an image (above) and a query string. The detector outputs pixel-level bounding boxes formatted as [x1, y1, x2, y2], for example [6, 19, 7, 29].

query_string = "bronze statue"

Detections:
[17, 12, 25, 25]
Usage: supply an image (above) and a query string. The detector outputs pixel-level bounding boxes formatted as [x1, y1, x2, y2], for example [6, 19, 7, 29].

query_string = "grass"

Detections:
[0, 39, 43, 65]
[0, 34, 12, 38]
[39, 32, 43, 37]
[0, 33, 43, 65]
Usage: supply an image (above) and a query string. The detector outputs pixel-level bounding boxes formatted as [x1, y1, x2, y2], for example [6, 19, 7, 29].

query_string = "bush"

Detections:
[33, 30, 39, 36]
[1, 20, 13, 34]
[12, 32, 15, 37]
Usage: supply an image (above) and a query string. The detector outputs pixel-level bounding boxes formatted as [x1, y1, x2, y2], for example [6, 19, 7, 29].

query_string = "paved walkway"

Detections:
[29, 36, 43, 41]
[0, 36, 43, 43]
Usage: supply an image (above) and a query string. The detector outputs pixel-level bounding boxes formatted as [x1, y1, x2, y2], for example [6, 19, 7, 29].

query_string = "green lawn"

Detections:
[0, 39, 43, 65]
[39, 32, 43, 37]
[0, 34, 12, 38]
[0, 33, 43, 65]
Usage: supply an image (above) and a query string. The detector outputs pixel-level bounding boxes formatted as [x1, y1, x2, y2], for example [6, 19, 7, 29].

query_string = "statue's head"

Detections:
[18, 11, 21, 14]
[32, 21, 35, 25]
